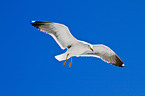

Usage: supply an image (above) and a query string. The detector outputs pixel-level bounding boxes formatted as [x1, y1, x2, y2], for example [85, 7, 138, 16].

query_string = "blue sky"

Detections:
[0, 0, 145, 96]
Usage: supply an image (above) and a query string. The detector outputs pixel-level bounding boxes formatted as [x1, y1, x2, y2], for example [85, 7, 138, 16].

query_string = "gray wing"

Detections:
[82, 44, 124, 67]
[30, 21, 78, 49]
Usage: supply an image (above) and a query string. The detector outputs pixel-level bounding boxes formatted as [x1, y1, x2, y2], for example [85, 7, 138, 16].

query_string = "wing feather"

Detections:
[30, 21, 78, 49]
[81, 44, 124, 67]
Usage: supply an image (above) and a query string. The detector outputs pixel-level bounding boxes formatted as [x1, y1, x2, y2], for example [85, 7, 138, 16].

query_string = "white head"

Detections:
[79, 41, 94, 52]
[88, 44, 94, 52]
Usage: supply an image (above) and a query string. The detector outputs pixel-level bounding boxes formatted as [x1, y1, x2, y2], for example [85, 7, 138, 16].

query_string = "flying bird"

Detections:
[30, 21, 124, 68]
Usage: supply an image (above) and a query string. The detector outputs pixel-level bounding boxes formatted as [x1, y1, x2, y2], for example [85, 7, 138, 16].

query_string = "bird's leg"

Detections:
[63, 53, 69, 66]
[69, 57, 72, 69]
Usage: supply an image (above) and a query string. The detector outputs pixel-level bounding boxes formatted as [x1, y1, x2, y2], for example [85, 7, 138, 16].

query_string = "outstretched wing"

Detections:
[30, 21, 78, 49]
[82, 44, 124, 67]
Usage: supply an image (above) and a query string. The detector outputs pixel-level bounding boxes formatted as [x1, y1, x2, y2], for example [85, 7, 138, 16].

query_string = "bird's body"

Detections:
[55, 40, 93, 61]
[30, 21, 124, 68]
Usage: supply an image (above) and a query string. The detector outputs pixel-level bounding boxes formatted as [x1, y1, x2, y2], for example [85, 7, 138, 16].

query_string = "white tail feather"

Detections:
[55, 54, 66, 61]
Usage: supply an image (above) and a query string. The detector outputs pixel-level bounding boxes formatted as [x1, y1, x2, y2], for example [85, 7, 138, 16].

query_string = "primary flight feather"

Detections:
[30, 21, 124, 68]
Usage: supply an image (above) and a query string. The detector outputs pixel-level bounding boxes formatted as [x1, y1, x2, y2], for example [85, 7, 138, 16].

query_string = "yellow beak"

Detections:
[90, 48, 94, 52]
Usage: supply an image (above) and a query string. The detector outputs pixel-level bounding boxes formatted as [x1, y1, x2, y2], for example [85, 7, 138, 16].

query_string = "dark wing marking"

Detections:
[30, 21, 78, 49]
[81, 44, 124, 67]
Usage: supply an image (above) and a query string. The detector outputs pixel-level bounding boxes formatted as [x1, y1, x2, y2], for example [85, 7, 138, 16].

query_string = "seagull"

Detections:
[30, 21, 124, 68]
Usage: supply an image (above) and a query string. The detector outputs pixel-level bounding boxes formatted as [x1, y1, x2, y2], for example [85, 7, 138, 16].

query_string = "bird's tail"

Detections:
[55, 53, 69, 61]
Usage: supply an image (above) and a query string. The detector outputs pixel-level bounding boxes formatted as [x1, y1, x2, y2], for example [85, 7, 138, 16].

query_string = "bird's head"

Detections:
[79, 41, 94, 52]
[88, 44, 94, 52]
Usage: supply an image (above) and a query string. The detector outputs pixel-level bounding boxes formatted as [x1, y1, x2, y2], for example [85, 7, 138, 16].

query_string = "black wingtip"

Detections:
[30, 21, 53, 28]
[30, 21, 45, 28]
[30, 21, 52, 23]
[115, 55, 124, 68]
[120, 63, 125, 68]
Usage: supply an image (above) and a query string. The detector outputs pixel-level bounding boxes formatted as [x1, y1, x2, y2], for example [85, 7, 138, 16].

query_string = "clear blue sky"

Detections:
[0, 0, 145, 96]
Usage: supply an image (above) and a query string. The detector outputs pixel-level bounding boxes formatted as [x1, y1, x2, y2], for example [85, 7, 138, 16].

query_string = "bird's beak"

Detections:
[90, 48, 94, 52]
